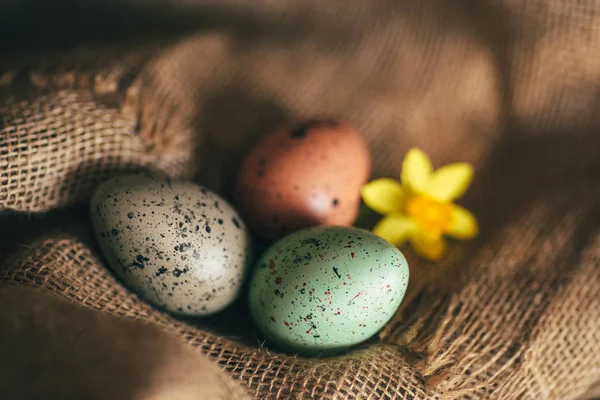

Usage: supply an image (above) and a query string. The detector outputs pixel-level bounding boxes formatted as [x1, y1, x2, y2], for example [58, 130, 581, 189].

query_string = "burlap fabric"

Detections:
[1, 1, 599, 399]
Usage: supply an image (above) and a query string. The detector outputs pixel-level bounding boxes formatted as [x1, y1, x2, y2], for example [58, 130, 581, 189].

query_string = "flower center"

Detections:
[405, 195, 453, 236]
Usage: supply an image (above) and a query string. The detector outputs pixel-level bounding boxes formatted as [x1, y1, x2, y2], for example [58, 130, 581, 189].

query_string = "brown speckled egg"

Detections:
[235, 119, 371, 241]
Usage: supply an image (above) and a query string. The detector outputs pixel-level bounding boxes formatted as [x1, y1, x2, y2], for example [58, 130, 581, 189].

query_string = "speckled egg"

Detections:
[248, 226, 409, 356]
[235, 119, 371, 242]
[90, 173, 252, 316]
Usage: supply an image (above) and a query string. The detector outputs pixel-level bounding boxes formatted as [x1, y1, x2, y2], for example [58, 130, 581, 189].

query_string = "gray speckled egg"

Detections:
[248, 226, 409, 356]
[90, 173, 252, 316]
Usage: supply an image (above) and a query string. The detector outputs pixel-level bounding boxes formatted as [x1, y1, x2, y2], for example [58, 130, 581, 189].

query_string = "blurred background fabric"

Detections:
[0, 0, 599, 399]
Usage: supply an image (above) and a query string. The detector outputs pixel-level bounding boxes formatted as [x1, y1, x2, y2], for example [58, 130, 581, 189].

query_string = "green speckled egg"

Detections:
[248, 226, 409, 356]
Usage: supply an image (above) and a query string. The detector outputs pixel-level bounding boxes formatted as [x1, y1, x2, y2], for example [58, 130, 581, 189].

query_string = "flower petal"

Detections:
[410, 232, 447, 261]
[401, 148, 433, 193]
[423, 163, 473, 202]
[446, 204, 478, 239]
[361, 178, 404, 215]
[372, 213, 417, 246]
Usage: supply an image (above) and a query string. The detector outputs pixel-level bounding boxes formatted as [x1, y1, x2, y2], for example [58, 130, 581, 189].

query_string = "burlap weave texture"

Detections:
[0, 1, 599, 399]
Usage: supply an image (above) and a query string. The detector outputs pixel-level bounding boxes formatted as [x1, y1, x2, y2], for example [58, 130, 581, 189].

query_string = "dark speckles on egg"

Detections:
[131, 254, 149, 269]
[90, 173, 253, 317]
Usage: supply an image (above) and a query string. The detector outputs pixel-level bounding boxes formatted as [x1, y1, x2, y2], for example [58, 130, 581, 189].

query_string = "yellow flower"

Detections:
[361, 148, 478, 261]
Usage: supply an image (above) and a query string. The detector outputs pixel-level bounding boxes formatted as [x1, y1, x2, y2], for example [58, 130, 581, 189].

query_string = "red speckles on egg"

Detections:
[235, 119, 371, 241]
[349, 293, 362, 304]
